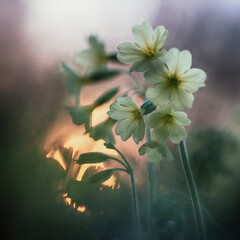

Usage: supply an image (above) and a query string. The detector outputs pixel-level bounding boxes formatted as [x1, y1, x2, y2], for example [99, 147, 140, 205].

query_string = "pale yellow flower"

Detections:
[76, 35, 107, 71]
[145, 48, 206, 110]
[107, 97, 145, 144]
[117, 20, 169, 72]
[146, 104, 191, 144]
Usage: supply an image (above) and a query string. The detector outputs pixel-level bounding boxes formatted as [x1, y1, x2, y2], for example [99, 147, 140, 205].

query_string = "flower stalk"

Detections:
[146, 128, 158, 212]
[179, 141, 206, 240]
[106, 143, 141, 236]
[129, 169, 141, 235]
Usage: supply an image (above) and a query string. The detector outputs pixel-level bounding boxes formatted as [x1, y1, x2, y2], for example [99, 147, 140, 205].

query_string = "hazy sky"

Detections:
[23, 0, 160, 58]
[21, 0, 240, 60]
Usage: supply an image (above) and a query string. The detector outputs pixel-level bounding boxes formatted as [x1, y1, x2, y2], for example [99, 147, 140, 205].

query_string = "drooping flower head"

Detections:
[76, 35, 107, 71]
[139, 140, 174, 163]
[145, 48, 207, 110]
[117, 20, 169, 72]
[146, 104, 191, 144]
[107, 97, 145, 144]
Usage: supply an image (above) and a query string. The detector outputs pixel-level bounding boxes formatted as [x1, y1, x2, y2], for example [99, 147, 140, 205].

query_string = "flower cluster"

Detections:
[63, 21, 208, 238]
[108, 20, 206, 162]
[65, 20, 206, 163]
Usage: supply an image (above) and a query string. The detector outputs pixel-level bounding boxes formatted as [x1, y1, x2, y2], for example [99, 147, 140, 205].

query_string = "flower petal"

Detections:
[180, 68, 207, 93]
[164, 48, 180, 74]
[115, 118, 132, 134]
[133, 119, 145, 144]
[172, 111, 191, 125]
[168, 122, 187, 144]
[132, 20, 154, 49]
[115, 118, 137, 141]
[170, 88, 194, 110]
[144, 61, 169, 84]
[76, 49, 92, 65]
[107, 103, 129, 120]
[116, 96, 139, 109]
[153, 26, 169, 51]
[152, 122, 169, 143]
[117, 42, 143, 64]
[176, 50, 192, 75]
[138, 141, 158, 155]
[156, 104, 174, 115]
[129, 59, 151, 72]
[155, 48, 167, 60]
[146, 84, 171, 106]
[147, 148, 163, 163]
[145, 112, 164, 128]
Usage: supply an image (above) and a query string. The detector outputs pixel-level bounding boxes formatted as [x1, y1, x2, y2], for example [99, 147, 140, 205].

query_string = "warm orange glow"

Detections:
[46, 130, 121, 214]
[77, 206, 86, 213]
[62, 193, 87, 213]
[44, 95, 125, 214]
[46, 149, 67, 170]
[46, 129, 119, 186]
[63, 193, 71, 205]
[91, 105, 109, 126]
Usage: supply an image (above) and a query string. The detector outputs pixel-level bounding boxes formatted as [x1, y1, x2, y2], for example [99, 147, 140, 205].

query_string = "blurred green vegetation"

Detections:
[1, 71, 240, 239]
[2, 124, 240, 239]
[154, 126, 240, 240]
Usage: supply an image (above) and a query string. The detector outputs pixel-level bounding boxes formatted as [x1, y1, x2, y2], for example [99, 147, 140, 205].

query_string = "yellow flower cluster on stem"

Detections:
[108, 20, 207, 240]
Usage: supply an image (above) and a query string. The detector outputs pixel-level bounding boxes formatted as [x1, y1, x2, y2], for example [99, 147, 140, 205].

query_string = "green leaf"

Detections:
[94, 88, 119, 107]
[62, 62, 81, 80]
[62, 62, 82, 104]
[88, 35, 104, 51]
[86, 169, 114, 185]
[104, 142, 115, 150]
[76, 152, 111, 165]
[89, 118, 116, 144]
[87, 68, 120, 82]
[65, 106, 91, 127]
[107, 53, 119, 62]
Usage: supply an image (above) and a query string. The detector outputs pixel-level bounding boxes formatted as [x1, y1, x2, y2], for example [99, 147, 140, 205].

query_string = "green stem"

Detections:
[111, 145, 132, 171]
[129, 170, 141, 236]
[111, 156, 129, 170]
[119, 69, 139, 86]
[179, 141, 206, 240]
[146, 128, 158, 211]
[111, 168, 130, 174]
[108, 144, 141, 235]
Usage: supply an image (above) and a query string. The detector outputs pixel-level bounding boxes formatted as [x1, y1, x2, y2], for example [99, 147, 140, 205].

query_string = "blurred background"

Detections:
[1, 0, 240, 239]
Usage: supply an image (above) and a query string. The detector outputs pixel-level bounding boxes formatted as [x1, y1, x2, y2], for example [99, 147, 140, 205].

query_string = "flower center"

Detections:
[131, 109, 142, 121]
[164, 114, 174, 124]
[144, 46, 156, 58]
[170, 77, 178, 85]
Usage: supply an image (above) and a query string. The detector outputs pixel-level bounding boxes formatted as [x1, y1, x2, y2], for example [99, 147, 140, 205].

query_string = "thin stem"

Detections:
[130, 170, 141, 236]
[119, 69, 139, 86]
[110, 145, 132, 171]
[111, 156, 129, 170]
[111, 168, 130, 174]
[146, 128, 158, 210]
[109, 145, 141, 236]
[179, 141, 206, 240]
